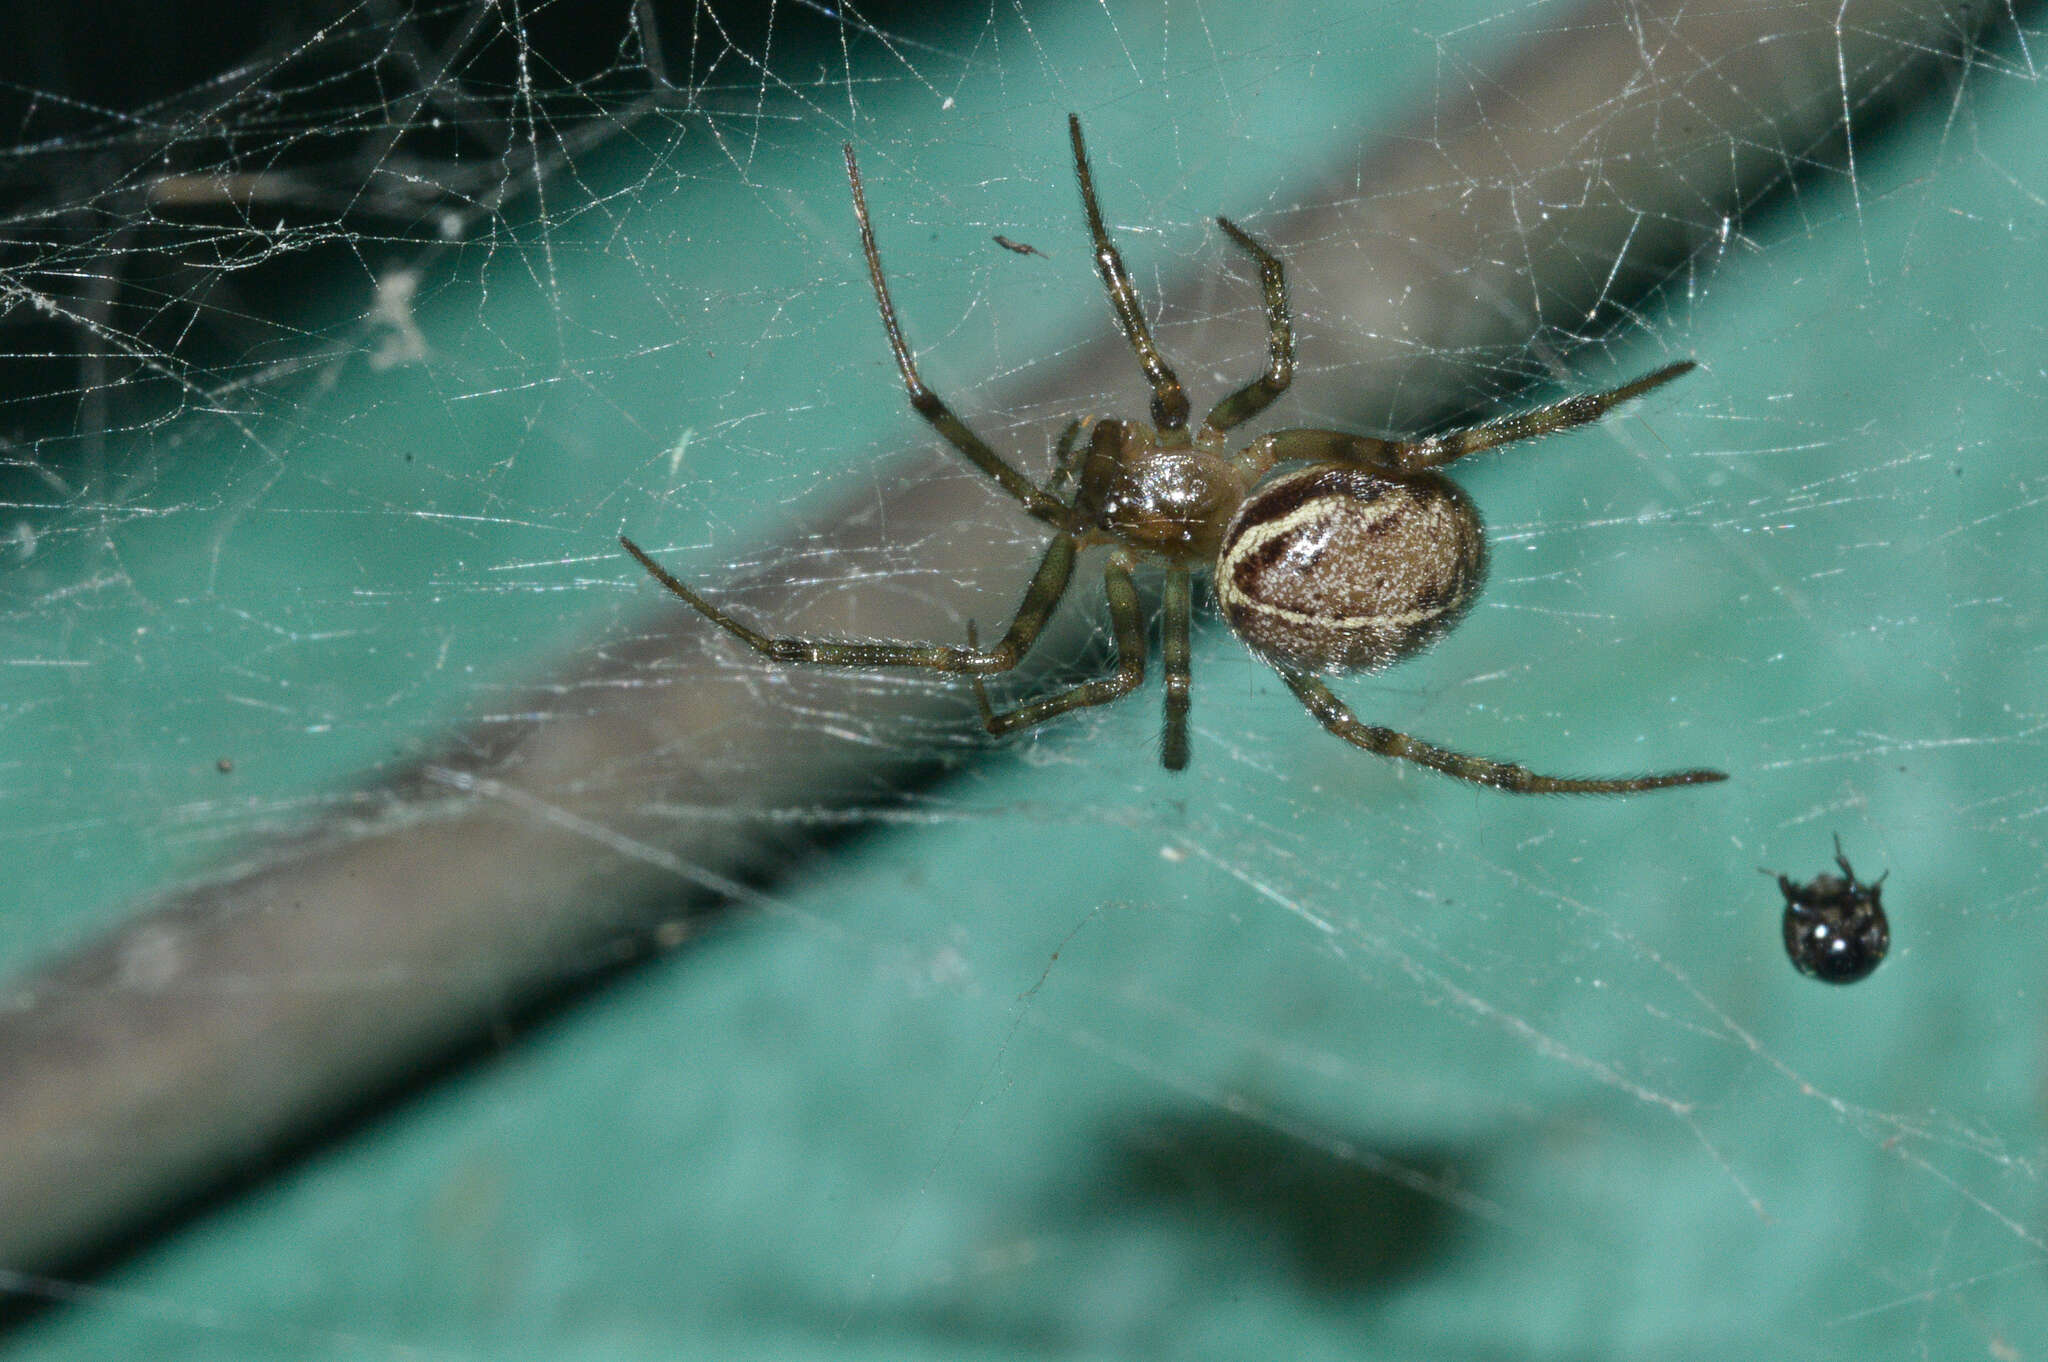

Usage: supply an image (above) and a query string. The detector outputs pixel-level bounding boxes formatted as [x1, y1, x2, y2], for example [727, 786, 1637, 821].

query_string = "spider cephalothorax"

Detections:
[622, 116, 1725, 794]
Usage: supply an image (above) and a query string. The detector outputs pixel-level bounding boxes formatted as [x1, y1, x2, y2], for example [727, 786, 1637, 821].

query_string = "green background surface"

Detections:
[4, 1, 2045, 1357]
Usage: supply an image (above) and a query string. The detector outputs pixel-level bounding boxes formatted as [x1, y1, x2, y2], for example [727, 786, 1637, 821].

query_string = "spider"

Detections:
[621, 116, 1727, 793]
[1770, 836, 1890, 985]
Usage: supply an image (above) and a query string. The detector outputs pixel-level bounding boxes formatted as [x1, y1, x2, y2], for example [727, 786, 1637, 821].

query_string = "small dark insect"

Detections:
[1772, 836, 1891, 984]
[621, 116, 1726, 792]
[992, 234, 1044, 257]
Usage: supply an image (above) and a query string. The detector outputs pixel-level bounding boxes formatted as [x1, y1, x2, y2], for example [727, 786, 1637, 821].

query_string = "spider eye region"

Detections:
[1215, 466, 1486, 674]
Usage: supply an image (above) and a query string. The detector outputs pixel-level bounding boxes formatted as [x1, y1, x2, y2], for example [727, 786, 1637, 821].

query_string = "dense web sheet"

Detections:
[3, 0, 2047, 1357]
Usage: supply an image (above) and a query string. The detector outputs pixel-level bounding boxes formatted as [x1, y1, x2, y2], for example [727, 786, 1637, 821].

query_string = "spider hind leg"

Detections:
[1277, 669, 1726, 794]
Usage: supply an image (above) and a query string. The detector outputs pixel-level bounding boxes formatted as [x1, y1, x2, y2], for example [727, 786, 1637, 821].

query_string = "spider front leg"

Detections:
[1277, 669, 1727, 794]
[620, 531, 1076, 676]
[843, 144, 1066, 528]
[1198, 218, 1294, 440]
[1069, 114, 1191, 435]
[969, 549, 1147, 743]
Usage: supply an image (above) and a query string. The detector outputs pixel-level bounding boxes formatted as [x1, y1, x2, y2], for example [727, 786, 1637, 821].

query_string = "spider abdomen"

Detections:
[1215, 465, 1486, 673]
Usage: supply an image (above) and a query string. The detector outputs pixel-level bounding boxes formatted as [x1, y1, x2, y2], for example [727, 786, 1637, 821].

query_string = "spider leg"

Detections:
[970, 549, 1147, 739]
[1387, 361, 1696, 472]
[1235, 361, 1695, 481]
[621, 532, 1076, 675]
[1042, 418, 1088, 502]
[843, 144, 1066, 528]
[1275, 668, 1727, 794]
[1198, 218, 1293, 440]
[1231, 428, 1397, 482]
[1161, 565, 1193, 770]
[1068, 114, 1191, 435]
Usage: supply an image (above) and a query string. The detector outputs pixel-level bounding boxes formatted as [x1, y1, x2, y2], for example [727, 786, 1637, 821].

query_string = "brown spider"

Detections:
[621, 116, 1726, 793]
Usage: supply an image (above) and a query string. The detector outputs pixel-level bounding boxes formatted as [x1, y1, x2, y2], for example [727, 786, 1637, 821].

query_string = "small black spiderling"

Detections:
[1772, 836, 1890, 985]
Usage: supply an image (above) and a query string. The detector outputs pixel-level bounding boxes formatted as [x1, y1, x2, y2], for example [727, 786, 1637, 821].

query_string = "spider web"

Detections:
[2, 0, 2045, 1357]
